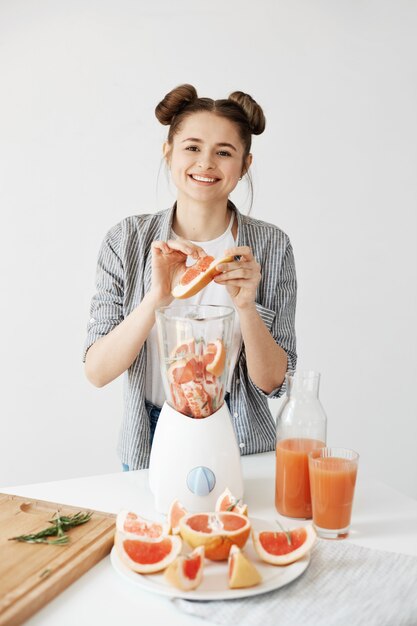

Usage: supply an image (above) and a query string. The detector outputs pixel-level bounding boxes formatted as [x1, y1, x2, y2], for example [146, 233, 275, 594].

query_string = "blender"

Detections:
[148, 304, 244, 513]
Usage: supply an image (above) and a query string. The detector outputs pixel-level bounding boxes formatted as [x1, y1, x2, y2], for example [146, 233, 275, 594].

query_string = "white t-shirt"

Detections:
[145, 212, 242, 407]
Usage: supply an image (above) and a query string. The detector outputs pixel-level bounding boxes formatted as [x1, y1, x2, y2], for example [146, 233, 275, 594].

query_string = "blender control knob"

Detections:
[186, 466, 216, 496]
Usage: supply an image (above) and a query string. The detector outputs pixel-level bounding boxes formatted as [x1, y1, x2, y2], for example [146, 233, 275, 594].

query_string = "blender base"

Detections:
[148, 402, 244, 514]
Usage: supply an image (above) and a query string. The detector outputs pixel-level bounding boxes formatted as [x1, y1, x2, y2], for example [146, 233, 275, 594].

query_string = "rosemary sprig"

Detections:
[9, 511, 92, 545]
[276, 519, 292, 546]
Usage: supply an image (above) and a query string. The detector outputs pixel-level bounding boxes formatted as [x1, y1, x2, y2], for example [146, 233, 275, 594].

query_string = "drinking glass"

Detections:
[308, 447, 359, 539]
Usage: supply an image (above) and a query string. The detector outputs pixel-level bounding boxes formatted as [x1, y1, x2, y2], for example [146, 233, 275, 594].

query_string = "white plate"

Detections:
[110, 517, 310, 600]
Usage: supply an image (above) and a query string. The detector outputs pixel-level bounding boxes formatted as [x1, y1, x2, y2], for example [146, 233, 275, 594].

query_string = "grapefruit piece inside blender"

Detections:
[179, 512, 251, 561]
[167, 355, 198, 384]
[115, 532, 182, 574]
[252, 525, 316, 565]
[169, 382, 190, 414]
[169, 338, 196, 359]
[181, 381, 212, 418]
[205, 339, 226, 377]
[171, 253, 234, 299]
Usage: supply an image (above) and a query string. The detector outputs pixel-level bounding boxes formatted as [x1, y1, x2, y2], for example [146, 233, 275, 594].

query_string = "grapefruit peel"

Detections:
[172, 254, 234, 299]
[252, 524, 316, 566]
[228, 544, 262, 589]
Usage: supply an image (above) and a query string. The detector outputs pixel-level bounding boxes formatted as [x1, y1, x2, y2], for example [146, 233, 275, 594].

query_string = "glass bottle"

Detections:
[275, 370, 327, 519]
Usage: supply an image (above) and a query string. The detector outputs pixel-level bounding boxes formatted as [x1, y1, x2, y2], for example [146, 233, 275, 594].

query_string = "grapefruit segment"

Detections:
[115, 531, 182, 574]
[205, 339, 226, 378]
[169, 383, 190, 414]
[167, 499, 188, 535]
[252, 524, 316, 565]
[169, 338, 196, 359]
[179, 512, 251, 561]
[215, 487, 248, 516]
[116, 510, 169, 539]
[172, 254, 234, 299]
[167, 355, 198, 384]
[181, 381, 212, 418]
[228, 544, 262, 589]
[164, 546, 205, 590]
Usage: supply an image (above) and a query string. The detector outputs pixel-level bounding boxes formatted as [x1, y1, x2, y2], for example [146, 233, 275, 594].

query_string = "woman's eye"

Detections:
[185, 145, 199, 152]
[218, 151, 231, 157]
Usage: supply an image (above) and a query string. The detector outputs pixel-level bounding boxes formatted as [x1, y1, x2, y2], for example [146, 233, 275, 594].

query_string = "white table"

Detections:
[2, 452, 417, 626]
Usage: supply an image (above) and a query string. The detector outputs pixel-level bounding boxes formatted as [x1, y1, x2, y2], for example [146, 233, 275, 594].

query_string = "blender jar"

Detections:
[155, 305, 234, 418]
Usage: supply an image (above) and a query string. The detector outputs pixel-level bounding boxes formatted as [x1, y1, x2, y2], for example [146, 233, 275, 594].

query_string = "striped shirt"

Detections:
[83, 204, 297, 469]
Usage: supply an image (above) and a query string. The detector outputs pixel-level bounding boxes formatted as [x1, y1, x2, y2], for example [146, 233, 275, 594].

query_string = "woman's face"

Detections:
[164, 111, 251, 207]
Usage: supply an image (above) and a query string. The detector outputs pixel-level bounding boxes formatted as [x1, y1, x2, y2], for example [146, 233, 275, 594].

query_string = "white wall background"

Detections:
[1, 0, 416, 498]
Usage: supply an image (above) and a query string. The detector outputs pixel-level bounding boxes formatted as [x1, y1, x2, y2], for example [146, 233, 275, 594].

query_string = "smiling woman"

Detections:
[83, 84, 297, 472]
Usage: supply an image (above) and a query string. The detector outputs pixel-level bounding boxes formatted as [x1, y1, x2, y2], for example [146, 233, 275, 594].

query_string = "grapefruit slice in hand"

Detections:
[164, 546, 205, 591]
[252, 524, 316, 565]
[172, 254, 234, 299]
[115, 531, 182, 574]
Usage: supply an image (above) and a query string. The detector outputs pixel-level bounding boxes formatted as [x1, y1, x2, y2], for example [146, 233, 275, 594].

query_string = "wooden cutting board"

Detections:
[0, 493, 116, 626]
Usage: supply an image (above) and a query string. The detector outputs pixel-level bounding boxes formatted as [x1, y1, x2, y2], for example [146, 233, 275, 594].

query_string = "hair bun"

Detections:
[228, 91, 266, 135]
[155, 84, 198, 125]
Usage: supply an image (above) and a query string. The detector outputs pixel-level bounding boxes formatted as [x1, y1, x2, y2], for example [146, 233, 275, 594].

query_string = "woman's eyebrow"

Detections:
[181, 137, 237, 151]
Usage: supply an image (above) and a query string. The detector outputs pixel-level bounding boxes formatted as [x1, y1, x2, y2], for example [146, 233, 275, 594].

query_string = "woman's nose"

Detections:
[197, 152, 215, 169]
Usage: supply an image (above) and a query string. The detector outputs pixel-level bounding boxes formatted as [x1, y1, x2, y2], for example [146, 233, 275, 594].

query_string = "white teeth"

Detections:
[191, 175, 217, 183]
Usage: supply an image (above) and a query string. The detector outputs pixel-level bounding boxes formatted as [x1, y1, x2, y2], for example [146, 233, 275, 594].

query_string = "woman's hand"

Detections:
[214, 246, 261, 309]
[149, 238, 206, 306]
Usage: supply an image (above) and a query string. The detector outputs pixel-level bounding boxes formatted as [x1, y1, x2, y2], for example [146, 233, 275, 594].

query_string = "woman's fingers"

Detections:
[224, 245, 254, 261]
[152, 239, 206, 259]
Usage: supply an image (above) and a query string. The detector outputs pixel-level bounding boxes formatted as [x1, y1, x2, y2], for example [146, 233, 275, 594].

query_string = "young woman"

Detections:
[84, 84, 297, 470]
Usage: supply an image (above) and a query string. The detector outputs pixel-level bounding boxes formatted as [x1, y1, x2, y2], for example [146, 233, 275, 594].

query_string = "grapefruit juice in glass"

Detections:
[275, 371, 327, 519]
[308, 447, 359, 539]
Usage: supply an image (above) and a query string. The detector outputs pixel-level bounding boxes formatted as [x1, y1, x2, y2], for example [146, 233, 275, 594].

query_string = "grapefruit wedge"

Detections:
[164, 546, 205, 590]
[205, 339, 226, 378]
[116, 510, 169, 539]
[115, 531, 182, 574]
[215, 487, 248, 516]
[252, 524, 316, 566]
[172, 254, 234, 299]
[179, 512, 251, 561]
[228, 544, 262, 589]
[167, 499, 188, 535]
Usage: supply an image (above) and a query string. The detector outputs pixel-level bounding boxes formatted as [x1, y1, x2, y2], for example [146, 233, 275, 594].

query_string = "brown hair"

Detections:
[155, 84, 265, 162]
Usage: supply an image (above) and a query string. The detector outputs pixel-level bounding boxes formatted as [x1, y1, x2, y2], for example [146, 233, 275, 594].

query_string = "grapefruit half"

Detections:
[115, 531, 182, 574]
[179, 512, 251, 561]
[252, 524, 316, 565]
[172, 254, 234, 299]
